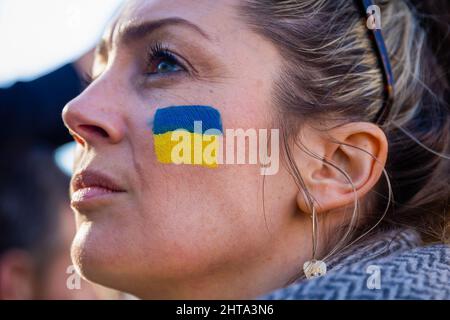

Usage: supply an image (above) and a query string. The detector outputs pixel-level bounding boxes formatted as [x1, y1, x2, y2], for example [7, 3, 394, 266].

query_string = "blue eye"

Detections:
[147, 43, 185, 76]
[155, 59, 183, 74]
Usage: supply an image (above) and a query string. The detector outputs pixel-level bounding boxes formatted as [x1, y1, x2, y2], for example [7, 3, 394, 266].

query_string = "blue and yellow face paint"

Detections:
[152, 106, 223, 167]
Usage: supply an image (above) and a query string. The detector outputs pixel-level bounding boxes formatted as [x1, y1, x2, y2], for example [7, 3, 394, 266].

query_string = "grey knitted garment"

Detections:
[260, 229, 450, 300]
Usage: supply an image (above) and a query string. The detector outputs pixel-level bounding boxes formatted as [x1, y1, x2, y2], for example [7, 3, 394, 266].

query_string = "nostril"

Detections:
[72, 134, 85, 146]
[79, 124, 109, 138]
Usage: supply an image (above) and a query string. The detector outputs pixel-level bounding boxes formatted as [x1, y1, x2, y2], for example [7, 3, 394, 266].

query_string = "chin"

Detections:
[70, 221, 130, 291]
[70, 219, 169, 295]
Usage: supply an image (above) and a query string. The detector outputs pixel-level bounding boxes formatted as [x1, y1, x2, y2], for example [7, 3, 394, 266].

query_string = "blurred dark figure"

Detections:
[0, 51, 93, 148]
[0, 145, 97, 299]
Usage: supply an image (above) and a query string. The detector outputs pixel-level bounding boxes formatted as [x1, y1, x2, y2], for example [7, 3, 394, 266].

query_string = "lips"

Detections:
[71, 170, 125, 207]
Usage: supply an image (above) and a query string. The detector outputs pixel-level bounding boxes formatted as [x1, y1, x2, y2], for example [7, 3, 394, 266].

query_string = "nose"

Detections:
[62, 79, 126, 147]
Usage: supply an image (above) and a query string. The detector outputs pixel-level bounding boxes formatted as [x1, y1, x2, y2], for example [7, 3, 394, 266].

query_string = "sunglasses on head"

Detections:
[359, 0, 395, 125]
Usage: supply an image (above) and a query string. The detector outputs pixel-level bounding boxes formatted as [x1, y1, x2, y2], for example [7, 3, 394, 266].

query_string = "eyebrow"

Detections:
[97, 17, 210, 59]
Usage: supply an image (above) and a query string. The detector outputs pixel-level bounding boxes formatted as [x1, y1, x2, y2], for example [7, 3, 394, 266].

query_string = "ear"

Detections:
[294, 122, 388, 214]
[0, 250, 35, 300]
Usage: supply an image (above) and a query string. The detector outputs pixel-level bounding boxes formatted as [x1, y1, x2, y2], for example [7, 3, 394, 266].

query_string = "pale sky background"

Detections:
[0, 0, 125, 87]
[0, 0, 125, 173]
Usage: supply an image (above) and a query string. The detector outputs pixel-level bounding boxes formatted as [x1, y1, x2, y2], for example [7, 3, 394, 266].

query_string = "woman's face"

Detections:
[63, 0, 305, 298]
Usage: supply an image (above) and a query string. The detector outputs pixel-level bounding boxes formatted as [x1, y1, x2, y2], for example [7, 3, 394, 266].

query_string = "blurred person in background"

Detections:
[0, 145, 98, 299]
[0, 51, 94, 148]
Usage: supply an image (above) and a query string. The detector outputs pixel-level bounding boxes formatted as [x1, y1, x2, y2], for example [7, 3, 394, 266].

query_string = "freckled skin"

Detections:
[62, 0, 316, 299]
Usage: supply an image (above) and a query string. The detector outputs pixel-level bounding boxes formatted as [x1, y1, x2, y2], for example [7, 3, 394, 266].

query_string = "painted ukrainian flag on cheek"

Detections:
[152, 106, 223, 168]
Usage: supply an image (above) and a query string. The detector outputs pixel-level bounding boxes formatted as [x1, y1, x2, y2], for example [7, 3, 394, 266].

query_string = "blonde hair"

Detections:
[240, 0, 450, 252]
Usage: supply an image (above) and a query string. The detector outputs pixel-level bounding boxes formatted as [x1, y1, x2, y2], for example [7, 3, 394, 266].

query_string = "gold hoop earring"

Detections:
[303, 205, 327, 279]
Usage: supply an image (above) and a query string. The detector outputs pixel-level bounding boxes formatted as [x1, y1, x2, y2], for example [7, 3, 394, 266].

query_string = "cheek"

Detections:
[135, 140, 267, 254]
[133, 179, 268, 278]
[120, 129, 269, 279]
[134, 101, 268, 226]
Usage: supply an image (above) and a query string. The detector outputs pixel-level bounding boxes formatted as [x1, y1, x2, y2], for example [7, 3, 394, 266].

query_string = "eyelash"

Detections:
[146, 42, 186, 75]
[80, 42, 187, 88]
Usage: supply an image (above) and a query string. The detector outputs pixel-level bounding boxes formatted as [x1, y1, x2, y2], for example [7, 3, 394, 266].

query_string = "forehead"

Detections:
[110, 0, 240, 40]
